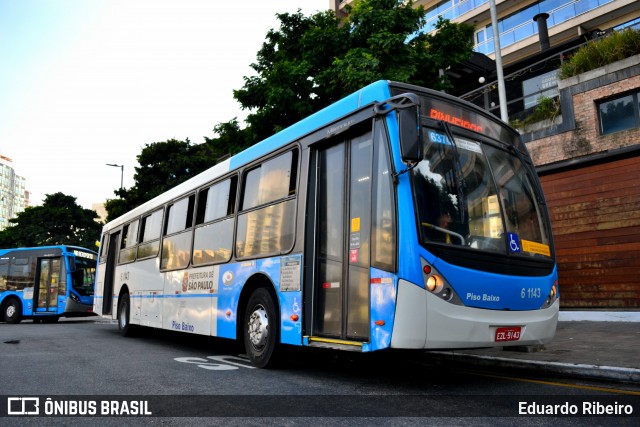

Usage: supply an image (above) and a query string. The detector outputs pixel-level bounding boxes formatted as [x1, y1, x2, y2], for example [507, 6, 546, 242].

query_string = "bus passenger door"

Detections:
[102, 231, 120, 315]
[34, 258, 61, 313]
[308, 130, 373, 342]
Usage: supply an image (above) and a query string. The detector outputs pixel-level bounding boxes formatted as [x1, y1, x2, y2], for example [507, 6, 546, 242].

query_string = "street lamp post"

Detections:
[106, 163, 124, 190]
[489, 0, 508, 123]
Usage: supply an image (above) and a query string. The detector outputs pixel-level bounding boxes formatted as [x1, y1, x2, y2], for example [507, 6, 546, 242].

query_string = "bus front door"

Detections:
[34, 258, 62, 313]
[309, 131, 373, 342]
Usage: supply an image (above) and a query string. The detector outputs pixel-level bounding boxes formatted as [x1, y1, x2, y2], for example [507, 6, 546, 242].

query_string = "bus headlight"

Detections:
[421, 258, 462, 305]
[426, 275, 443, 293]
[540, 281, 558, 309]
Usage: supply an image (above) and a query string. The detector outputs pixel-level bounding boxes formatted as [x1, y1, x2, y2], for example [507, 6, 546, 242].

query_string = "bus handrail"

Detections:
[422, 222, 466, 245]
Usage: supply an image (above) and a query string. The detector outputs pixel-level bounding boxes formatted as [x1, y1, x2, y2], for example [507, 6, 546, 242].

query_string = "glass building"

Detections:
[0, 155, 29, 231]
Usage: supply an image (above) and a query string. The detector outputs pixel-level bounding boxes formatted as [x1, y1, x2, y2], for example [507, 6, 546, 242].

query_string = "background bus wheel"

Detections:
[117, 293, 135, 337]
[244, 288, 279, 368]
[3, 299, 22, 324]
[42, 316, 59, 324]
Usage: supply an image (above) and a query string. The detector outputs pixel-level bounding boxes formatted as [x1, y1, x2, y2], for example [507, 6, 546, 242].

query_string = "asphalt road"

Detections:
[1, 318, 638, 425]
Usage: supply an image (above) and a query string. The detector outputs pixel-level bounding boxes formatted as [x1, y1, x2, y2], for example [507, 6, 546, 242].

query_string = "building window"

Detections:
[598, 92, 640, 135]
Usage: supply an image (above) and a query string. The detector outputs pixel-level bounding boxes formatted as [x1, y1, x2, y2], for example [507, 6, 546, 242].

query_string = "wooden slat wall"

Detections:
[539, 155, 640, 308]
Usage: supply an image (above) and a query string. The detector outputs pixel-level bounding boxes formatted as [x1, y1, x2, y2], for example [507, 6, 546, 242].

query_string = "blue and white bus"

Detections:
[94, 81, 558, 367]
[1, 245, 97, 324]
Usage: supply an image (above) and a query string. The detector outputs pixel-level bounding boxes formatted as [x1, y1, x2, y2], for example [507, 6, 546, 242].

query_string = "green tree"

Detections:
[231, 0, 475, 142]
[0, 192, 101, 249]
[104, 138, 216, 222]
[203, 119, 253, 159]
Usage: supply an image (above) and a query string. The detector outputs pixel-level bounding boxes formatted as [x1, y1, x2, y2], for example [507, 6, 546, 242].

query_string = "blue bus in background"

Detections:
[95, 80, 558, 368]
[0, 245, 97, 323]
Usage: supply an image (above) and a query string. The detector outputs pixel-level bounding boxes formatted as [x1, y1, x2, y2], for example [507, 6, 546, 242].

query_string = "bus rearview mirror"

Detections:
[398, 106, 422, 163]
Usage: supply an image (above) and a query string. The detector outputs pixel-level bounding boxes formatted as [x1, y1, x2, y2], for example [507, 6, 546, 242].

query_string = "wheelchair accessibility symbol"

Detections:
[507, 233, 521, 253]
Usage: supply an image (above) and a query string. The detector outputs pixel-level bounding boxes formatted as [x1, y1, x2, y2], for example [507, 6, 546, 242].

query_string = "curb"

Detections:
[559, 311, 640, 322]
[426, 351, 640, 383]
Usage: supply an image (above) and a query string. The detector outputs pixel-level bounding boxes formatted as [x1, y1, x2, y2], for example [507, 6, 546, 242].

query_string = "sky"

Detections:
[0, 0, 328, 210]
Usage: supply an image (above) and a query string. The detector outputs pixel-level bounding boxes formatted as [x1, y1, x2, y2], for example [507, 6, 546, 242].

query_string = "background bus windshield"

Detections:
[72, 256, 96, 297]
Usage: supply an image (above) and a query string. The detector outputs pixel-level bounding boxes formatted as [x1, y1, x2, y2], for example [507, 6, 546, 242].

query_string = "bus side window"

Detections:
[0, 258, 8, 292]
[192, 176, 237, 266]
[137, 209, 163, 259]
[161, 195, 195, 270]
[371, 124, 396, 272]
[241, 150, 297, 210]
[118, 219, 139, 264]
[236, 149, 298, 259]
[9, 257, 33, 291]
[99, 234, 108, 264]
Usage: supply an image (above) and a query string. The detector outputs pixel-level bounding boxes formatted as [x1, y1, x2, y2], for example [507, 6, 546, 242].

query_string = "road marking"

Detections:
[174, 355, 255, 371]
[464, 370, 640, 395]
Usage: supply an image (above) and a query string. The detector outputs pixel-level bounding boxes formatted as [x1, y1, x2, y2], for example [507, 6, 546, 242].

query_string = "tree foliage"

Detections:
[231, 0, 475, 142]
[104, 0, 475, 220]
[559, 28, 640, 78]
[104, 138, 216, 222]
[0, 193, 101, 249]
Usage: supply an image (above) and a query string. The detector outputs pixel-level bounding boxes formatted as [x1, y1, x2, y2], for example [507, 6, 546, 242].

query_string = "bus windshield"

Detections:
[71, 256, 96, 297]
[412, 126, 552, 259]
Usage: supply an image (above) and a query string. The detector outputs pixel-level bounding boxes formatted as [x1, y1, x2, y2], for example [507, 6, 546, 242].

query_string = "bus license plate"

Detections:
[495, 327, 521, 342]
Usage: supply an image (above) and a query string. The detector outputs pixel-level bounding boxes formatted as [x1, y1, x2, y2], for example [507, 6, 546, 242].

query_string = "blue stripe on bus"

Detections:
[129, 293, 218, 298]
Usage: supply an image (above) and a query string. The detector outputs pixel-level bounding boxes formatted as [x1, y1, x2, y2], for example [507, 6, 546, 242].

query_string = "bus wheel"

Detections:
[117, 293, 135, 337]
[244, 288, 278, 368]
[3, 299, 22, 324]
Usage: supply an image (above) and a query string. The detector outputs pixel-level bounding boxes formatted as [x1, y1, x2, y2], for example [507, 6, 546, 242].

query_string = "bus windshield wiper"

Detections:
[439, 120, 467, 224]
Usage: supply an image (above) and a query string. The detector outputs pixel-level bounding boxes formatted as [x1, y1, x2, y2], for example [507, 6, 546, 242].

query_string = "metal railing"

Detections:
[473, 0, 614, 55]
[424, 0, 489, 33]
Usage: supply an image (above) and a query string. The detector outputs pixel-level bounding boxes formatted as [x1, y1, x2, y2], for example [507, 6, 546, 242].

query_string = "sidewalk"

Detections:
[426, 311, 640, 383]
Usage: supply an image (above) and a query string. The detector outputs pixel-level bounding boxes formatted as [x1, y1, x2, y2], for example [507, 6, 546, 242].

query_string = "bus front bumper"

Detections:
[64, 298, 95, 316]
[390, 279, 559, 350]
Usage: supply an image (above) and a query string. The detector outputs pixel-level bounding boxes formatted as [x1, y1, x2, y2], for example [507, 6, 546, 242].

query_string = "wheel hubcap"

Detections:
[119, 304, 127, 328]
[248, 306, 269, 348]
[6, 305, 15, 318]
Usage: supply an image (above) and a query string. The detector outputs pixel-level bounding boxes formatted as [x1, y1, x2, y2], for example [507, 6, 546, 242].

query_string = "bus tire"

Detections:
[117, 292, 135, 337]
[3, 298, 22, 324]
[243, 287, 279, 368]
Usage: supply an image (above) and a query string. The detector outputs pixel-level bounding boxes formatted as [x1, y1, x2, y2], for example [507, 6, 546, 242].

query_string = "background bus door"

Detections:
[308, 131, 373, 342]
[34, 258, 62, 314]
